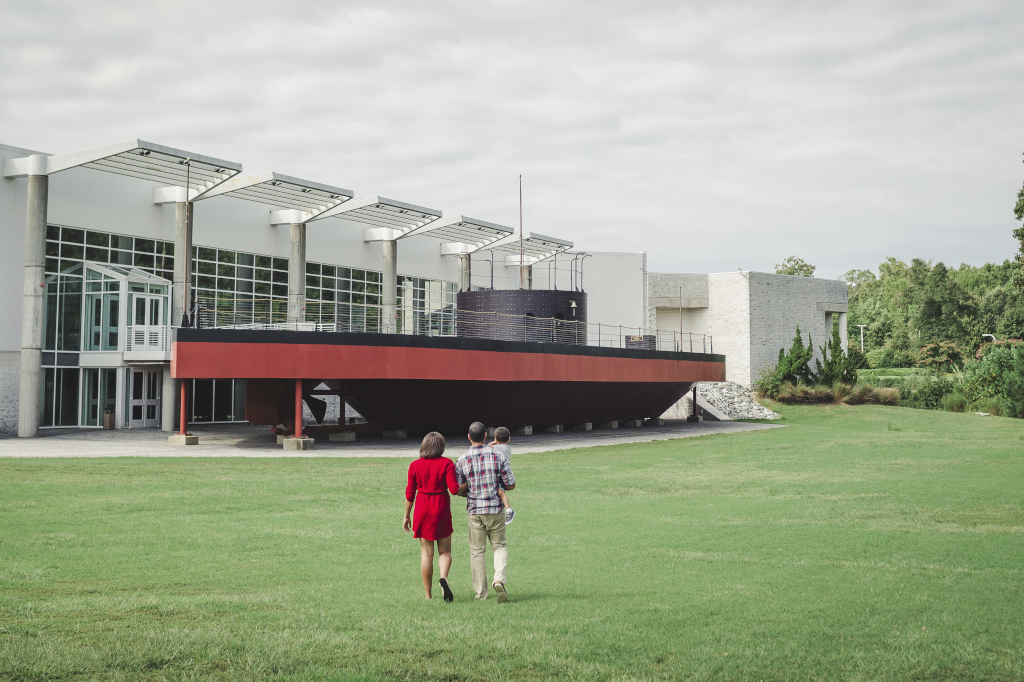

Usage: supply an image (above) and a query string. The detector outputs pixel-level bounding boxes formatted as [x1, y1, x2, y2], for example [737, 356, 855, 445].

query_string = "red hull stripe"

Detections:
[173, 341, 726, 383]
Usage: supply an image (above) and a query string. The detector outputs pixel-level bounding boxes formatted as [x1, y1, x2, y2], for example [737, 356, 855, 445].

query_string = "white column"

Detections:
[838, 312, 848, 352]
[458, 253, 471, 292]
[18, 156, 48, 438]
[165, 200, 191, 431]
[288, 223, 306, 324]
[382, 239, 397, 333]
[824, 312, 833, 338]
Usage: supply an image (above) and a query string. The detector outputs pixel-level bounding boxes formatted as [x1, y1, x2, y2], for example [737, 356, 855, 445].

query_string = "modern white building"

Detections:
[1, 137, 846, 436]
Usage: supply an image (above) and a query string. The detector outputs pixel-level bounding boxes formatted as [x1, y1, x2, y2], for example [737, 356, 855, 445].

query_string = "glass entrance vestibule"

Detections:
[40, 261, 172, 429]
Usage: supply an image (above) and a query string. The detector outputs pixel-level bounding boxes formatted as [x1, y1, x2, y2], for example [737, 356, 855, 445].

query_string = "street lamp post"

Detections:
[857, 324, 867, 351]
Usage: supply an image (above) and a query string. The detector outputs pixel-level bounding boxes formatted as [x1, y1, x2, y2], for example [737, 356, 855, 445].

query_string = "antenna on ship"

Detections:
[519, 174, 524, 289]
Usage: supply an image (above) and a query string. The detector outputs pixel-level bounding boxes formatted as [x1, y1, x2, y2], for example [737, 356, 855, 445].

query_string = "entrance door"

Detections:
[129, 369, 161, 428]
[131, 295, 165, 351]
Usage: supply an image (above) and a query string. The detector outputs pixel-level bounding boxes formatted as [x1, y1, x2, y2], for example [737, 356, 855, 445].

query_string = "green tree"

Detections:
[776, 325, 815, 384]
[1014, 152, 1024, 296]
[1003, 347, 1024, 418]
[814, 323, 859, 386]
[775, 256, 816, 277]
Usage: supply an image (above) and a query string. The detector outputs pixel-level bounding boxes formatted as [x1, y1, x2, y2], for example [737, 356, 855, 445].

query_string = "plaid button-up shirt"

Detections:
[455, 444, 515, 516]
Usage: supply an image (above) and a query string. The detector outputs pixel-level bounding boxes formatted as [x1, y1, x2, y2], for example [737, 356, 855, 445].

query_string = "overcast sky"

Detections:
[2, 1, 1023, 278]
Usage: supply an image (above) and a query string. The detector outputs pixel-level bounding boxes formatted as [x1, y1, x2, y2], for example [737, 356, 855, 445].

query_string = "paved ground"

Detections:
[0, 420, 782, 458]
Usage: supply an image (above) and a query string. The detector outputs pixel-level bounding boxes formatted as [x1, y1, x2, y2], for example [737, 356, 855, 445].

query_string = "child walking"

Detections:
[489, 426, 516, 525]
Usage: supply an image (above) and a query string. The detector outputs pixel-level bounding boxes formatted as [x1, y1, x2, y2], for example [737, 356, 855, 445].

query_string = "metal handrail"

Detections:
[189, 296, 713, 353]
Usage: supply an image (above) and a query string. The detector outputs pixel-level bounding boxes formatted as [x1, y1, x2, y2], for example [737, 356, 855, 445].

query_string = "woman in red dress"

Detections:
[404, 432, 461, 601]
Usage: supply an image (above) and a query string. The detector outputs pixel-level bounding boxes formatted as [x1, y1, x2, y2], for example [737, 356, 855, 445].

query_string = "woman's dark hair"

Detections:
[419, 431, 446, 459]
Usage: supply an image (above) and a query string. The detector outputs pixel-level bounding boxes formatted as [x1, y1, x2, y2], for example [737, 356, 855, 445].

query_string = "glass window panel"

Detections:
[255, 268, 271, 282]
[85, 294, 102, 350]
[58, 278, 82, 352]
[57, 368, 80, 427]
[111, 250, 133, 265]
[236, 266, 253, 280]
[62, 227, 84, 244]
[255, 255, 271, 268]
[45, 258, 59, 274]
[306, 288, 319, 300]
[61, 243, 84, 260]
[237, 252, 254, 266]
[198, 275, 215, 289]
[154, 256, 173, 270]
[254, 282, 271, 295]
[46, 241, 59, 257]
[321, 265, 336, 277]
[198, 261, 216, 275]
[367, 271, 380, 283]
[366, 283, 380, 295]
[306, 275, 320, 288]
[321, 289, 335, 302]
[158, 241, 174, 255]
[353, 293, 365, 304]
[104, 295, 119, 350]
[158, 270, 173, 282]
[47, 225, 60, 240]
[149, 299, 161, 326]
[272, 271, 287, 284]
[135, 238, 155, 253]
[338, 291, 351, 303]
[110, 235, 133, 250]
[217, 278, 235, 291]
[353, 281, 365, 293]
[272, 258, 289, 271]
[217, 250, 236, 264]
[81, 368, 100, 426]
[352, 269, 365, 281]
[148, 284, 167, 295]
[272, 284, 288, 297]
[198, 247, 216, 261]
[236, 280, 253, 293]
[129, 282, 146, 292]
[338, 279, 351, 291]
[134, 253, 154, 268]
[306, 262, 321, 274]
[104, 281, 119, 292]
[42, 367, 56, 427]
[233, 380, 246, 422]
[86, 281, 102, 292]
[135, 296, 146, 325]
[217, 264, 235, 278]
[337, 267, 351, 279]
[85, 232, 109, 247]
[85, 247, 109, 262]
[321, 277, 335, 289]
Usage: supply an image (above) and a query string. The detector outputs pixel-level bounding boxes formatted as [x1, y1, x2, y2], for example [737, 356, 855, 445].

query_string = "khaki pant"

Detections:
[468, 512, 507, 599]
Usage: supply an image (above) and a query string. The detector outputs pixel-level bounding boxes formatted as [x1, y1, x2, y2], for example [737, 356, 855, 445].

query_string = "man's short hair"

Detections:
[493, 426, 510, 443]
[468, 421, 487, 443]
[419, 431, 446, 459]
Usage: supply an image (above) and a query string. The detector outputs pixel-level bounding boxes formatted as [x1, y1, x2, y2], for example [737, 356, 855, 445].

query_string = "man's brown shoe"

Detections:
[493, 581, 508, 603]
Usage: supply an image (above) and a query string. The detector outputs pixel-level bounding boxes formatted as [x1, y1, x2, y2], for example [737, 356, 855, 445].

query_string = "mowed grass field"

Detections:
[2, 406, 1024, 681]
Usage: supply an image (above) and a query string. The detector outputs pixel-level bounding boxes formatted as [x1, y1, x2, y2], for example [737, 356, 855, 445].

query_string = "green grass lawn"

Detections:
[2, 406, 1024, 681]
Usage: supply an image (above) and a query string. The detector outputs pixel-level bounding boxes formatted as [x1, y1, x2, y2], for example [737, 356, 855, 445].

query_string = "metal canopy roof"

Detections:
[83, 262, 172, 283]
[486, 231, 574, 264]
[191, 171, 353, 217]
[399, 215, 514, 254]
[3, 139, 242, 192]
[307, 196, 441, 239]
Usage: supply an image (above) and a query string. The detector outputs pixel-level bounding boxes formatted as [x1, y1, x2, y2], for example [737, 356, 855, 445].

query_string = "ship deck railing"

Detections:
[189, 297, 713, 354]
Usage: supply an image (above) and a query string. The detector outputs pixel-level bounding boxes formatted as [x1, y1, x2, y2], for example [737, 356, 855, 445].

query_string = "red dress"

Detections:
[405, 457, 459, 541]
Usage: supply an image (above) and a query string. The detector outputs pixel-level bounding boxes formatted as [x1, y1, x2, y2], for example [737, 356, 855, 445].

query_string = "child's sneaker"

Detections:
[505, 508, 515, 525]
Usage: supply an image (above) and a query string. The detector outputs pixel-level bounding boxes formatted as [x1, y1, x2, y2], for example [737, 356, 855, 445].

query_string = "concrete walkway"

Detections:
[0, 420, 782, 458]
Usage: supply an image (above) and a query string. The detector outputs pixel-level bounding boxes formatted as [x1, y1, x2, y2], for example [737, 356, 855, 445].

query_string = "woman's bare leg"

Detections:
[419, 538, 435, 598]
[437, 535, 453, 580]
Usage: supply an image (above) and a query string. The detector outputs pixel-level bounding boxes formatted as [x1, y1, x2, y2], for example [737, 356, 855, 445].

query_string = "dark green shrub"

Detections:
[776, 326, 814, 385]
[815, 324, 860, 386]
[941, 392, 967, 413]
[1003, 347, 1024, 418]
[963, 341, 1022, 404]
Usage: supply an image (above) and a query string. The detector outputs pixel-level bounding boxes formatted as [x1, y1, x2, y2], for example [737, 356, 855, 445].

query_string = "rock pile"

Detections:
[698, 382, 780, 420]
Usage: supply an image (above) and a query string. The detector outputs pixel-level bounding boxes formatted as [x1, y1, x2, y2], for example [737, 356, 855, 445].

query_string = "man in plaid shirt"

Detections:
[455, 421, 516, 602]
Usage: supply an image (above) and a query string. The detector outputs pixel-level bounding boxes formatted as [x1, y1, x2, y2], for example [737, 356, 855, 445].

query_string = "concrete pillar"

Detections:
[838, 312, 848, 352]
[166, 201, 193, 431]
[172, 201, 193, 327]
[382, 239, 397, 334]
[18, 160, 48, 438]
[457, 253, 471, 292]
[160, 365, 174, 432]
[288, 223, 306, 324]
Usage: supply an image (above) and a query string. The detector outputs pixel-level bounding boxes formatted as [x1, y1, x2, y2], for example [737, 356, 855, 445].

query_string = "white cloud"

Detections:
[1, 0, 1022, 277]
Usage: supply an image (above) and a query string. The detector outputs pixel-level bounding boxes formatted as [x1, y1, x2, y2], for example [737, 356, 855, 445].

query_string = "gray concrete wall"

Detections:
[747, 271, 848, 387]
[707, 272, 753, 386]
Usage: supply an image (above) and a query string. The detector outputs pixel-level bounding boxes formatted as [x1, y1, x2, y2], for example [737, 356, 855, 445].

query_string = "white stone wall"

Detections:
[747, 272, 848, 387]
[0, 361, 18, 436]
[707, 272, 752, 386]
